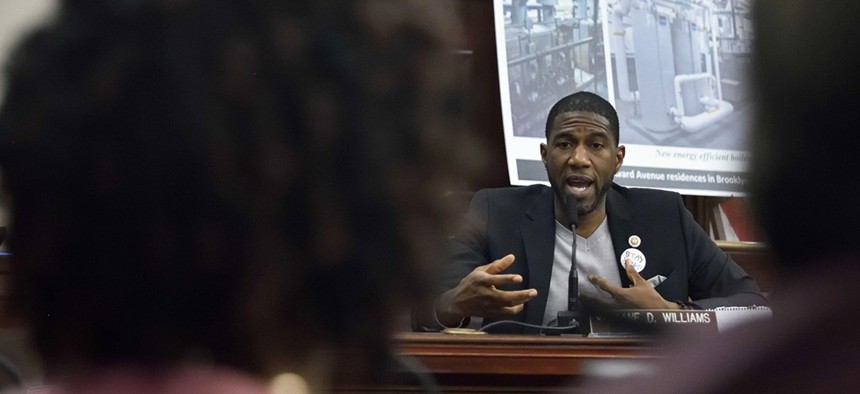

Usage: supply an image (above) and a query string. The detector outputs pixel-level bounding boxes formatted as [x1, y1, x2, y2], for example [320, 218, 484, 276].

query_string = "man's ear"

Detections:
[540, 143, 548, 167]
[615, 145, 626, 173]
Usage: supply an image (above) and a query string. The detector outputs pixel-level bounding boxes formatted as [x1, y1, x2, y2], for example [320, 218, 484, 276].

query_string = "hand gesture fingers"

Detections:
[480, 273, 524, 287]
[471, 254, 523, 287]
[440, 254, 538, 318]
[588, 273, 623, 298]
[466, 286, 536, 316]
[589, 261, 675, 310]
[482, 254, 516, 274]
[496, 288, 538, 306]
[449, 286, 536, 318]
[623, 259, 647, 286]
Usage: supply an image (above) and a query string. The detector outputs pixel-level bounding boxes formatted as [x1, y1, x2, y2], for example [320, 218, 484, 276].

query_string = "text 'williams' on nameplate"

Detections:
[589, 310, 718, 337]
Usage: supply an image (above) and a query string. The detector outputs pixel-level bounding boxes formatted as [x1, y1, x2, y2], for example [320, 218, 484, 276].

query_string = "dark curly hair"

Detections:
[0, 0, 474, 377]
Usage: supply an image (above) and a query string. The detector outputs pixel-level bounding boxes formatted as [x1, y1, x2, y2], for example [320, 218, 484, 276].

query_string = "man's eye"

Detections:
[557, 141, 572, 149]
[590, 142, 604, 149]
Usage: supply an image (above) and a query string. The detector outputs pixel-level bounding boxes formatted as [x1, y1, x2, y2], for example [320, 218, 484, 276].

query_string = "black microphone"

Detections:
[564, 194, 579, 314]
[547, 194, 586, 336]
[564, 194, 580, 229]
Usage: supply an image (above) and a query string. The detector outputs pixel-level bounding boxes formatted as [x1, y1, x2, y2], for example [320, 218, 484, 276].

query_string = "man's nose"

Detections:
[568, 145, 590, 167]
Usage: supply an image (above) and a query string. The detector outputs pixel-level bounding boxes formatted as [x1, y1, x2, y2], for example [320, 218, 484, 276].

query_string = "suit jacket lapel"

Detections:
[521, 187, 556, 330]
[606, 184, 634, 288]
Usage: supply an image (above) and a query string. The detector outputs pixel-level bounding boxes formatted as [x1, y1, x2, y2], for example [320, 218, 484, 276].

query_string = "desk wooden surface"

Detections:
[336, 333, 662, 393]
[395, 332, 657, 376]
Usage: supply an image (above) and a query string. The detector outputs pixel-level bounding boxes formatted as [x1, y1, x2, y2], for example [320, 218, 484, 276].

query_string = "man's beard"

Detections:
[552, 179, 613, 217]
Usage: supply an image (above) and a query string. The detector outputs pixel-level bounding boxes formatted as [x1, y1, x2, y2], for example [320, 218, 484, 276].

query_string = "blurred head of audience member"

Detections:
[750, 0, 860, 269]
[589, 2, 860, 393]
[0, 0, 475, 390]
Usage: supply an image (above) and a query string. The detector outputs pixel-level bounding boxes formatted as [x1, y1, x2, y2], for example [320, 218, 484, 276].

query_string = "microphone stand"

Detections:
[552, 195, 587, 336]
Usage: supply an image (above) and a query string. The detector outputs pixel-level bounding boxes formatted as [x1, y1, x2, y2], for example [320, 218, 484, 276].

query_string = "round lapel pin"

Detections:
[628, 235, 641, 248]
[620, 248, 646, 272]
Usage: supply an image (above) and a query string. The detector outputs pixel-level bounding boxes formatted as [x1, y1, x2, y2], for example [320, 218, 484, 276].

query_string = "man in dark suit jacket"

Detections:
[424, 92, 765, 334]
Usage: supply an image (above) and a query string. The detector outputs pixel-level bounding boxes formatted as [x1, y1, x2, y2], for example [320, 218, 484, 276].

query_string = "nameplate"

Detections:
[589, 309, 718, 337]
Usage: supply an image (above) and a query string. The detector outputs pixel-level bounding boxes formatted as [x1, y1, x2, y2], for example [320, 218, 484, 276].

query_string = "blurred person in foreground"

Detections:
[588, 1, 860, 392]
[0, 0, 473, 392]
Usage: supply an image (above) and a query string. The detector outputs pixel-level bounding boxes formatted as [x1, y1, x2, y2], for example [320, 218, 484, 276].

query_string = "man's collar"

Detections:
[605, 183, 631, 221]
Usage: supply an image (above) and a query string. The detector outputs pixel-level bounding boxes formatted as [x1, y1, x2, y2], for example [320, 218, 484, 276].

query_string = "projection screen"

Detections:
[495, 0, 753, 196]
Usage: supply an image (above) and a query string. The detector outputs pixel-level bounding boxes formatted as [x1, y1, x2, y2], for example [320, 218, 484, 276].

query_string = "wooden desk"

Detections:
[336, 333, 661, 393]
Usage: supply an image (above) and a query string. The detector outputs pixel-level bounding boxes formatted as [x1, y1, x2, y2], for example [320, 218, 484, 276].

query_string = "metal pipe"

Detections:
[673, 72, 713, 117]
[612, 0, 635, 102]
[702, 1, 724, 100]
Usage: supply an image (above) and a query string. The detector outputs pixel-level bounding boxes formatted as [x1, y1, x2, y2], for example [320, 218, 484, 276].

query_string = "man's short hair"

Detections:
[544, 91, 620, 145]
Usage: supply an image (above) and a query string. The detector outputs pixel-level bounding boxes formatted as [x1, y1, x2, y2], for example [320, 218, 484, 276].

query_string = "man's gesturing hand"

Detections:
[436, 254, 538, 324]
[587, 260, 680, 310]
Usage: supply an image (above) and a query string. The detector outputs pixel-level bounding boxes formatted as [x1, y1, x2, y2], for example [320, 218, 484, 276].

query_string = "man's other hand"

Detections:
[587, 260, 680, 310]
[436, 254, 538, 324]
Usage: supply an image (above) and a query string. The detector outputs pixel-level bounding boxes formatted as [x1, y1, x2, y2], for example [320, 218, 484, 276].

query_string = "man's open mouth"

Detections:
[566, 176, 594, 197]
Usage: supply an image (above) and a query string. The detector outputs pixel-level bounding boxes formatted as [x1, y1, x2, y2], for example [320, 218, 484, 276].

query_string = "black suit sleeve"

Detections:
[411, 190, 491, 331]
[439, 189, 492, 291]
